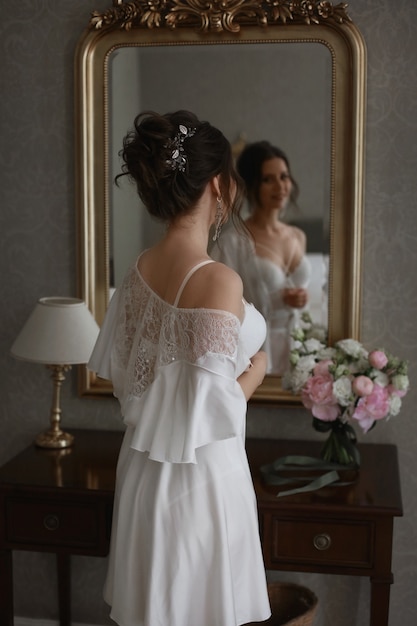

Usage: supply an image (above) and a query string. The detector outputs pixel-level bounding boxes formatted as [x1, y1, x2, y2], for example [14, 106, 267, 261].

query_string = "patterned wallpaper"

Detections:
[0, 1, 416, 624]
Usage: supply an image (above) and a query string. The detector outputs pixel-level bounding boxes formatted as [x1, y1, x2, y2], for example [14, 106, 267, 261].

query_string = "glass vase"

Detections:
[315, 417, 360, 468]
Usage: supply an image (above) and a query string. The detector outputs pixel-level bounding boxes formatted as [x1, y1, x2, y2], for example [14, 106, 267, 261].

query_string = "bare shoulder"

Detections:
[186, 261, 244, 320]
[287, 224, 307, 248]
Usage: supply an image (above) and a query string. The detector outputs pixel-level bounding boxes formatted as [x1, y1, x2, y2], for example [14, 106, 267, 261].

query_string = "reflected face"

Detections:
[258, 157, 292, 212]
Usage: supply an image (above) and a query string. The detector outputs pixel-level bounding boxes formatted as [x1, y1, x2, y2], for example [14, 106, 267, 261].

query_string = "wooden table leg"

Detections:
[56, 553, 71, 626]
[0, 549, 14, 626]
[370, 575, 393, 626]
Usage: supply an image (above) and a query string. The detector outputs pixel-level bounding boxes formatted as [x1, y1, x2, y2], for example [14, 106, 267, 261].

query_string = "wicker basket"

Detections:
[248, 582, 318, 626]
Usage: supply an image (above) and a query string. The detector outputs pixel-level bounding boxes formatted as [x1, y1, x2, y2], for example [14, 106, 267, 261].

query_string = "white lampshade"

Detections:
[11, 297, 100, 365]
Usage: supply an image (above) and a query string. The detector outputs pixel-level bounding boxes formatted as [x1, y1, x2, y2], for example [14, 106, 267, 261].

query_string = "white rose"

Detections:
[318, 346, 337, 360]
[392, 374, 409, 392]
[292, 327, 305, 342]
[304, 338, 325, 354]
[333, 376, 353, 406]
[371, 369, 389, 387]
[285, 355, 317, 393]
[388, 394, 402, 418]
[297, 354, 317, 373]
[283, 367, 311, 393]
[336, 339, 368, 359]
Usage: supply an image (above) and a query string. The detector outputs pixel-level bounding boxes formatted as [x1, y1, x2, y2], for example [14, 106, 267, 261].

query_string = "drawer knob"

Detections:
[44, 514, 60, 531]
[313, 533, 331, 550]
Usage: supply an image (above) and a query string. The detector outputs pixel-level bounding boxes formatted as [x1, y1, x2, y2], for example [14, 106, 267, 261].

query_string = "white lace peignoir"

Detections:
[88, 259, 271, 626]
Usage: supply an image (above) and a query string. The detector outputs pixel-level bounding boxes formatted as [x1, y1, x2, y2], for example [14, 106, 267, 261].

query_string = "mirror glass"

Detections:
[75, 2, 366, 403]
[109, 43, 331, 333]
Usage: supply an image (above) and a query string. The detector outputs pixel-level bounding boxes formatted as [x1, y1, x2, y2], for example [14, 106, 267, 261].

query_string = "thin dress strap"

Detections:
[173, 260, 215, 307]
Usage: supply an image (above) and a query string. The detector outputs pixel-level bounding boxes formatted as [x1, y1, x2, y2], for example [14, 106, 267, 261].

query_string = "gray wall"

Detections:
[0, 1, 416, 624]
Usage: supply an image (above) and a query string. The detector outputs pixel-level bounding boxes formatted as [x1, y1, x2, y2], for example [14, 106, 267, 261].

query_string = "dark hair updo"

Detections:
[236, 140, 299, 209]
[115, 110, 244, 222]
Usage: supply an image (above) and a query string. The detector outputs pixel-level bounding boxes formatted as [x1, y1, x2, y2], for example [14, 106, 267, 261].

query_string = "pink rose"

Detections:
[313, 359, 333, 376]
[312, 403, 341, 421]
[368, 350, 388, 370]
[352, 375, 374, 397]
[352, 384, 390, 432]
[302, 373, 340, 422]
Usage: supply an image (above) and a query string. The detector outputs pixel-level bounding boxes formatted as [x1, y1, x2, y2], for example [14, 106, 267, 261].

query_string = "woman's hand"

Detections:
[238, 350, 268, 400]
[282, 287, 308, 309]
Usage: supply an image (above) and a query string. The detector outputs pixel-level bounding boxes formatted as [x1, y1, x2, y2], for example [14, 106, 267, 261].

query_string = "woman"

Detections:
[88, 111, 271, 626]
[213, 141, 311, 375]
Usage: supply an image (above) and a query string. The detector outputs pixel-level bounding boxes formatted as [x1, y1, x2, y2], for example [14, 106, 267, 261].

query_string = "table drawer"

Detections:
[271, 517, 374, 569]
[6, 497, 99, 549]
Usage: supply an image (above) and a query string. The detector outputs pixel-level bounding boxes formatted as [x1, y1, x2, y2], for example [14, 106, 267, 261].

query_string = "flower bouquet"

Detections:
[283, 313, 409, 468]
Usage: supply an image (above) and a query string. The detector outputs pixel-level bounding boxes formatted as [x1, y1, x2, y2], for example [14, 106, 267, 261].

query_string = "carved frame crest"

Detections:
[90, 0, 352, 33]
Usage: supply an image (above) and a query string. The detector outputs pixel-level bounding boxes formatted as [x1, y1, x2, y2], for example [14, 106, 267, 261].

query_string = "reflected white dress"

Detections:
[213, 229, 311, 375]
[88, 259, 271, 626]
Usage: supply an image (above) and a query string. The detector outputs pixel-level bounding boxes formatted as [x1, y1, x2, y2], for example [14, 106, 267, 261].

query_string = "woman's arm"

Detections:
[237, 350, 268, 400]
[282, 287, 309, 309]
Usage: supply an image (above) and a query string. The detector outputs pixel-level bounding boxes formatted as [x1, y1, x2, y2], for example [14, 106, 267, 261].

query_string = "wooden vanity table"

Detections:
[0, 429, 123, 626]
[246, 438, 403, 626]
[0, 430, 402, 626]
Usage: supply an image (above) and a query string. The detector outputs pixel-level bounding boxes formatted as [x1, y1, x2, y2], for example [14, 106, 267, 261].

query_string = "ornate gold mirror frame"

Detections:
[75, 0, 366, 404]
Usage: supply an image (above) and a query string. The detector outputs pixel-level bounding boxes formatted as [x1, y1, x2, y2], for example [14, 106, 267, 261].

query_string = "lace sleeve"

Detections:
[121, 308, 242, 399]
[103, 268, 248, 401]
[160, 308, 241, 362]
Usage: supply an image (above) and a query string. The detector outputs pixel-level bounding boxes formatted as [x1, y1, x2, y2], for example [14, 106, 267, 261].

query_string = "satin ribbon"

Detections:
[260, 454, 359, 497]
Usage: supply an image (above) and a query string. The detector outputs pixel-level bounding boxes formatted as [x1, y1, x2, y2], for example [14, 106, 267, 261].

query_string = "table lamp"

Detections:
[10, 297, 100, 449]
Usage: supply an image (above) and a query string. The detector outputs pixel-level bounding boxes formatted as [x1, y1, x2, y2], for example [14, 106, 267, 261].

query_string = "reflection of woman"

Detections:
[213, 141, 311, 375]
[88, 111, 271, 626]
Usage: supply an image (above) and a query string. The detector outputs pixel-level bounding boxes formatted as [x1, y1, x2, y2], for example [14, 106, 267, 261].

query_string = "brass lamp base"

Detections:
[35, 429, 74, 449]
[35, 364, 75, 449]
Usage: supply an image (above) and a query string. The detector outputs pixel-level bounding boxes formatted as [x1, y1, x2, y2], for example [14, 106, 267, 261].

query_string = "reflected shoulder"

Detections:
[288, 224, 307, 247]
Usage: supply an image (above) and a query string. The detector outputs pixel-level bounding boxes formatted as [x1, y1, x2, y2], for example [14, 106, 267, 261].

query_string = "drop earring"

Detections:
[212, 196, 223, 242]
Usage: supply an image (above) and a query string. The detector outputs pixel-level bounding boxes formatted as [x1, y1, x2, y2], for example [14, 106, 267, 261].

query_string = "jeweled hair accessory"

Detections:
[165, 124, 196, 172]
